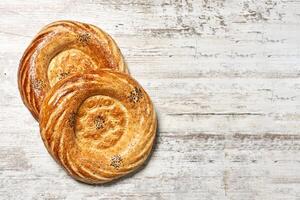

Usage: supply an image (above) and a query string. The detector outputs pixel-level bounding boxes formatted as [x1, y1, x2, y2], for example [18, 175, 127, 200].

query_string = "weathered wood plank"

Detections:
[0, 0, 300, 199]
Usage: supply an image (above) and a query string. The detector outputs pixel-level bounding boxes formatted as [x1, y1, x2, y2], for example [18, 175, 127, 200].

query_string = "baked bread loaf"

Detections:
[39, 71, 157, 184]
[18, 20, 127, 120]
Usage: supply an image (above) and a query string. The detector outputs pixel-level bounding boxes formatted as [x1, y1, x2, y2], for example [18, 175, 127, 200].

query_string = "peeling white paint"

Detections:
[0, 0, 300, 199]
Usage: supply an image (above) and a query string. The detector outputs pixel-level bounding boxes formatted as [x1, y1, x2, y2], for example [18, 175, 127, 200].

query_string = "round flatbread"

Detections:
[39, 71, 156, 184]
[18, 20, 127, 120]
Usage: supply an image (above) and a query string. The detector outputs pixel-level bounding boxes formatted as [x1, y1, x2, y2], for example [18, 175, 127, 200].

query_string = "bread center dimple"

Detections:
[47, 49, 98, 86]
[74, 95, 128, 150]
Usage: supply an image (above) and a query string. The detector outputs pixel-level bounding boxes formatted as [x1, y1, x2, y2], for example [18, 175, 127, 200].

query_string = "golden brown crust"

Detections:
[18, 20, 127, 120]
[39, 71, 157, 184]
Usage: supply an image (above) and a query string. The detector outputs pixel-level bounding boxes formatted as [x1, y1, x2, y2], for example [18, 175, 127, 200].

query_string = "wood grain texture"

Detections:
[0, 0, 300, 199]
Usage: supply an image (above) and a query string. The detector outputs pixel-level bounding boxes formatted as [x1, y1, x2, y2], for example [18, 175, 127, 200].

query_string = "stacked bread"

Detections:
[18, 20, 157, 184]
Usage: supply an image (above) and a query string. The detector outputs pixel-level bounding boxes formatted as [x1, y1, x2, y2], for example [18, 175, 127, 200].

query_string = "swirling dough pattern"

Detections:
[18, 20, 127, 120]
[39, 71, 156, 184]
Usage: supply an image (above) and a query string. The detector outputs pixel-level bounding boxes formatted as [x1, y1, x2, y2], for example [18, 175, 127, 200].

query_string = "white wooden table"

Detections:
[1, 0, 300, 199]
